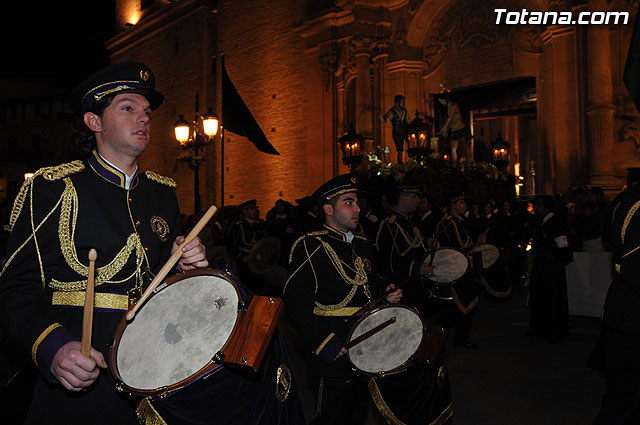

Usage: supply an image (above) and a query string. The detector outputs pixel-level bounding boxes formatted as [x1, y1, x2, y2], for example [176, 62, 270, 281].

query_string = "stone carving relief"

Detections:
[422, 0, 544, 73]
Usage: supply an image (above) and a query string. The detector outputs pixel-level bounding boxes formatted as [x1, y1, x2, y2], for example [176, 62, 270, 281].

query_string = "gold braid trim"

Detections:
[430, 403, 454, 425]
[51, 291, 129, 310]
[394, 222, 425, 256]
[312, 236, 368, 311]
[368, 378, 405, 425]
[8, 161, 84, 231]
[144, 171, 176, 188]
[31, 323, 62, 365]
[369, 378, 453, 425]
[452, 287, 478, 315]
[51, 178, 144, 291]
[2, 183, 67, 279]
[40, 160, 85, 182]
[8, 176, 34, 231]
[622, 200, 640, 244]
[136, 398, 168, 425]
[447, 216, 473, 250]
[478, 274, 512, 298]
[315, 333, 336, 355]
[313, 306, 361, 316]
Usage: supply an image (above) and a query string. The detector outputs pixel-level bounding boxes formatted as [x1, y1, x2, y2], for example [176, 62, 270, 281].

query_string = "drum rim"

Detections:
[345, 303, 426, 376]
[470, 243, 500, 270]
[424, 247, 469, 285]
[109, 268, 244, 396]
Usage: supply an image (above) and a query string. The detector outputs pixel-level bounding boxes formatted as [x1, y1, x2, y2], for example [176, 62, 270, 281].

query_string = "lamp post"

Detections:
[338, 127, 364, 173]
[174, 93, 219, 214]
[490, 133, 510, 171]
[406, 111, 431, 163]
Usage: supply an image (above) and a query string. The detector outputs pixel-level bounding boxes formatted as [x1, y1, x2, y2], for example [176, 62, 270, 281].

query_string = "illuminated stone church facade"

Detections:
[109, 0, 639, 212]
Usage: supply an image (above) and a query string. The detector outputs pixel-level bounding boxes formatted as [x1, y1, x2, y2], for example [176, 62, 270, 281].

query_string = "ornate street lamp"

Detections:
[406, 112, 431, 162]
[338, 127, 364, 173]
[174, 93, 219, 213]
[490, 133, 510, 170]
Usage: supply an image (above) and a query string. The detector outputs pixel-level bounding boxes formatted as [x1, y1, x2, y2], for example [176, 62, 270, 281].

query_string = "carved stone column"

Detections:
[352, 36, 374, 139]
[586, 0, 618, 190]
[541, 24, 581, 194]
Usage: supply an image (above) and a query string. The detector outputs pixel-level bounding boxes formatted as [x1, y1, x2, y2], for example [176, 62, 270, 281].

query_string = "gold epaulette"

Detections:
[39, 160, 85, 182]
[308, 230, 328, 236]
[144, 171, 176, 188]
[289, 232, 323, 264]
[354, 234, 367, 241]
[8, 161, 85, 231]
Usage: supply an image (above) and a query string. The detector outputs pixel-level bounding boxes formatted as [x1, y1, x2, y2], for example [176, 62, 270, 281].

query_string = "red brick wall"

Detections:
[216, 0, 327, 214]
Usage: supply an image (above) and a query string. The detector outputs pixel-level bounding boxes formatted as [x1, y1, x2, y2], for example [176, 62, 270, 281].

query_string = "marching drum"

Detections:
[347, 304, 426, 376]
[110, 269, 244, 394]
[423, 248, 469, 300]
[109, 269, 305, 424]
[470, 243, 500, 270]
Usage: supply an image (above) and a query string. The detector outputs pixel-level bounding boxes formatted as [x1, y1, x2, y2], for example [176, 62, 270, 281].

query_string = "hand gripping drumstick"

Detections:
[81, 249, 97, 358]
[125, 205, 217, 322]
[344, 280, 407, 324]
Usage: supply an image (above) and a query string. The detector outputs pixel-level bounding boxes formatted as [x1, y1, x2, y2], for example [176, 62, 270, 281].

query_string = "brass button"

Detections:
[128, 197, 133, 202]
[144, 247, 149, 251]
[135, 221, 141, 227]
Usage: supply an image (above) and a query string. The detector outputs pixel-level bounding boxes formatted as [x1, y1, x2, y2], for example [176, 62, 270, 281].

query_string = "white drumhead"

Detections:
[424, 248, 469, 283]
[471, 244, 500, 269]
[116, 274, 239, 390]
[348, 306, 423, 374]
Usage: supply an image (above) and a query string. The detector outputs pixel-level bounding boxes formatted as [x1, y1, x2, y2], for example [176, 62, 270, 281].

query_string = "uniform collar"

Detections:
[390, 208, 409, 220]
[88, 150, 138, 189]
[323, 224, 354, 243]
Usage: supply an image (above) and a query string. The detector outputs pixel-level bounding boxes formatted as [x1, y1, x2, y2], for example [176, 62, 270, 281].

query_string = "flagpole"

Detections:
[221, 54, 225, 208]
[221, 125, 225, 208]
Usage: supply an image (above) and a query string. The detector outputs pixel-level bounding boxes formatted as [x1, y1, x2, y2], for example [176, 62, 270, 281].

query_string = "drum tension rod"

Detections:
[213, 351, 225, 363]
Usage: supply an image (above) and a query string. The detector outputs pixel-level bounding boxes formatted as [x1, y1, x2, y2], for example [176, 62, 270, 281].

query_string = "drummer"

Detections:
[434, 193, 485, 349]
[375, 183, 436, 316]
[283, 174, 402, 425]
[0, 62, 208, 424]
[226, 199, 268, 294]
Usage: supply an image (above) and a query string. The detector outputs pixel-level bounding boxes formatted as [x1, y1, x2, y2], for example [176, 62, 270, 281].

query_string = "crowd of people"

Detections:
[0, 59, 632, 425]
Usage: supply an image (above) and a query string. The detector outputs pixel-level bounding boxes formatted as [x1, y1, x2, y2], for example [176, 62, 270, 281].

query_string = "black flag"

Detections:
[222, 62, 279, 155]
[624, 10, 640, 114]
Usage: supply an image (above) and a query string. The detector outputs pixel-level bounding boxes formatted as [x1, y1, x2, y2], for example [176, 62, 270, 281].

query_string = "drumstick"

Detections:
[81, 249, 97, 358]
[344, 281, 407, 324]
[345, 317, 396, 350]
[125, 205, 217, 322]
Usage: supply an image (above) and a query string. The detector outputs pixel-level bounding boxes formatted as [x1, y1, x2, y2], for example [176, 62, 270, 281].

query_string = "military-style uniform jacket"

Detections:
[283, 225, 382, 378]
[434, 214, 478, 314]
[603, 183, 640, 334]
[227, 218, 265, 261]
[0, 150, 180, 424]
[375, 208, 428, 281]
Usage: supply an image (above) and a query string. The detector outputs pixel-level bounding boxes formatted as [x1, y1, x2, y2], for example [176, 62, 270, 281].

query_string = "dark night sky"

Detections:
[1, 1, 115, 90]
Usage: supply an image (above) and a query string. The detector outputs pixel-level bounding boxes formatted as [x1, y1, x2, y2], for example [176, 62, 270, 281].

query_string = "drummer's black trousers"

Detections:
[309, 376, 370, 425]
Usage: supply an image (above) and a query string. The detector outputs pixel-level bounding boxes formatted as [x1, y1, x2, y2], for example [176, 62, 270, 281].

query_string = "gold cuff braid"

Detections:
[31, 323, 62, 365]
